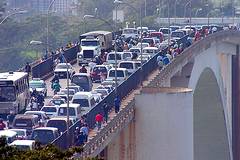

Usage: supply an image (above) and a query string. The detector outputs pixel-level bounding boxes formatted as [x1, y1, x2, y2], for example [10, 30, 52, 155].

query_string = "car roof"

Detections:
[9, 129, 27, 132]
[73, 91, 93, 97]
[143, 47, 158, 50]
[109, 68, 127, 71]
[10, 140, 35, 146]
[33, 127, 58, 131]
[56, 63, 71, 65]
[59, 103, 81, 108]
[0, 130, 17, 137]
[25, 111, 46, 114]
[15, 114, 38, 119]
[72, 73, 89, 76]
[48, 116, 74, 121]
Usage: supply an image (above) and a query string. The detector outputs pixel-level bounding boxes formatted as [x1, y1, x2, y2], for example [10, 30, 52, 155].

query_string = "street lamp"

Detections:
[0, 10, 27, 25]
[114, 0, 143, 86]
[47, 0, 57, 53]
[30, 40, 70, 147]
[184, 0, 191, 18]
[174, 0, 179, 23]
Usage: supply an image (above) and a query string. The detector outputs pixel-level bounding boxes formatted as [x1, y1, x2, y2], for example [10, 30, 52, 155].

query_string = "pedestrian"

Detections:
[78, 131, 85, 146]
[114, 96, 120, 113]
[102, 102, 109, 123]
[95, 113, 103, 131]
[79, 65, 87, 73]
[52, 80, 61, 94]
[80, 124, 89, 142]
[25, 62, 31, 76]
[74, 127, 80, 146]
[0, 118, 6, 130]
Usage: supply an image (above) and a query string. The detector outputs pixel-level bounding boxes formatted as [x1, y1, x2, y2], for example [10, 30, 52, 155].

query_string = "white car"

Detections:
[10, 140, 35, 150]
[29, 78, 47, 97]
[54, 63, 75, 79]
[24, 111, 49, 126]
[40, 105, 59, 118]
[107, 68, 129, 84]
[9, 129, 28, 140]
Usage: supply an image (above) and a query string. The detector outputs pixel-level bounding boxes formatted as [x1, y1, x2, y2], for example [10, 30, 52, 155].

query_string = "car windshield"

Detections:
[71, 76, 88, 85]
[119, 63, 134, 69]
[13, 145, 30, 151]
[94, 90, 108, 96]
[58, 107, 76, 116]
[108, 54, 122, 60]
[32, 130, 55, 144]
[0, 86, 16, 102]
[81, 40, 98, 46]
[14, 119, 33, 128]
[109, 70, 124, 77]
[143, 49, 155, 54]
[47, 120, 67, 133]
[56, 64, 70, 69]
[142, 39, 153, 44]
[29, 82, 44, 88]
[72, 98, 89, 107]
[160, 29, 170, 34]
[41, 107, 57, 113]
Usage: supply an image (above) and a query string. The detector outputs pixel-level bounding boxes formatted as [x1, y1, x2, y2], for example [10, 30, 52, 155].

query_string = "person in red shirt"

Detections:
[95, 113, 103, 131]
[0, 118, 6, 130]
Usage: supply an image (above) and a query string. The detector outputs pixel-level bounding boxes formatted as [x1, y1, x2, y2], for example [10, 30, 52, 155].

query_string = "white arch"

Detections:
[188, 45, 232, 159]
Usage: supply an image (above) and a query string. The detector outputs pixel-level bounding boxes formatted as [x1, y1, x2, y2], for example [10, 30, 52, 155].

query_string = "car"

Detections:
[66, 85, 84, 93]
[55, 92, 68, 102]
[49, 96, 66, 106]
[12, 114, 40, 135]
[106, 52, 124, 65]
[10, 140, 35, 150]
[71, 73, 93, 92]
[136, 42, 150, 49]
[122, 51, 133, 60]
[9, 129, 28, 140]
[159, 28, 171, 39]
[46, 117, 74, 133]
[149, 32, 164, 43]
[24, 111, 49, 127]
[137, 54, 151, 63]
[118, 60, 141, 75]
[96, 85, 113, 93]
[142, 38, 156, 47]
[93, 88, 109, 97]
[29, 78, 47, 97]
[107, 68, 129, 84]
[40, 105, 59, 118]
[31, 127, 60, 145]
[91, 91, 103, 103]
[58, 103, 81, 121]
[59, 89, 76, 100]
[142, 47, 159, 57]
[171, 30, 185, 40]
[54, 63, 75, 79]
[90, 65, 110, 82]
[72, 92, 96, 114]
[129, 47, 141, 56]
[169, 25, 181, 31]
[0, 130, 17, 144]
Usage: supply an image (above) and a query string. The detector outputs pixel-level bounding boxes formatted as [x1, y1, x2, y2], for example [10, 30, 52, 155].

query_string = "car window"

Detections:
[109, 70, 124, 77]
[108, 54, 122, 60]
[41, 107, 57, 113]
[47, 120, 67, 133]
[14, 119, 33, 127]
[32, 130, 54, 144]
[119, 63, 134, 69]
[72, 76, 88, 85]
[90, 98, 96, 106]
[58, 108, 76, 116]
[93, 67, 107, 73]
[72, 99, 89, 107]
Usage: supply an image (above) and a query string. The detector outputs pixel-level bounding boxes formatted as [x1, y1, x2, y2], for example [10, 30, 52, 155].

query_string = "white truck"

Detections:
[77, 31, 113, 65]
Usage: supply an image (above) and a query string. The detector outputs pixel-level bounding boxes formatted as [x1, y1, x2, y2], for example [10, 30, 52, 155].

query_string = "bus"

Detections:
[0, 72, 30, 115]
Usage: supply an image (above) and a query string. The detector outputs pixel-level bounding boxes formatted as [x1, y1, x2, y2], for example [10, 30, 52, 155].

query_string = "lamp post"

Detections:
[30, 40, 70, 147]
[184, 0, 191, 19]
[0, 10, 27, 25]
[174, 0, 179, 24]
[47, 0, 57, 53]
[114, 0, 143, 86]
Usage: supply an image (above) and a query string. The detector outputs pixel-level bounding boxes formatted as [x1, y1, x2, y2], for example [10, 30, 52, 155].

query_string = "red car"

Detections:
[90, 65, 111, 82]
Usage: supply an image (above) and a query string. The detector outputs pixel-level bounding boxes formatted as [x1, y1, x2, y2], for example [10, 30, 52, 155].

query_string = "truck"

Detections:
[77, 31, 113, 65]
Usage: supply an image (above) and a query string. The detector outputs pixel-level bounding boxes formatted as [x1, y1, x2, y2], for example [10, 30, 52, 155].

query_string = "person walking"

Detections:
[0, 118, 6, 130]
[25, 62, 31, 77]
[80, 124, 89, 142]
[52, 80, 61, 94]
[102, 102, 109, 123]
[95, 113, 103, 131]
[114, 96, 120, 113]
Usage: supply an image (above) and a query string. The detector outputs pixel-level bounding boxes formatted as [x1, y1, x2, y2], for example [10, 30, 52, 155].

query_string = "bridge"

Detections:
[23, 30, 240, 160]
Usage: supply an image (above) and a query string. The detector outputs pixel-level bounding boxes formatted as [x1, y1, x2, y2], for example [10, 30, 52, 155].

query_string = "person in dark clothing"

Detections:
[79, 65, 87, 73]
[25, 62, 31, 75]
[31, 89, 38, 98]
[37, 93, 44, 108]
[51, 75, 59, 89]
[114, 96, 120, 113]
[0, 118, 6, 130]
[102, 102, 109, 123]
[78, 131, 85, 146]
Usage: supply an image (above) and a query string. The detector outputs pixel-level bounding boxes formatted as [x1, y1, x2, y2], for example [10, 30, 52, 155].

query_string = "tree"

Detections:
[0, 0, 6, 19]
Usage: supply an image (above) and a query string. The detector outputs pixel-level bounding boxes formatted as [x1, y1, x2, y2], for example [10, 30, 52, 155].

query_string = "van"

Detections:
[106, 52, 124, 65]
[58, 103, 81, 122]
[46, 117, 74, 133]
[0, 130, 17, 144]
[107, 68, 128, 84]
[72, 92, 96, 114]
[12, 114, 40, 135]
[10, 140, 35, 150]
[142, 47, 159, 57]
[118, 61, 141, 75]
[31, 127, 60, 145]
[71, 73, 93, 91]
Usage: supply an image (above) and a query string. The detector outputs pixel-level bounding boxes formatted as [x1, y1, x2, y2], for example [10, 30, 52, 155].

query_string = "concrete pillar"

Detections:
[134, 87, 193, 160]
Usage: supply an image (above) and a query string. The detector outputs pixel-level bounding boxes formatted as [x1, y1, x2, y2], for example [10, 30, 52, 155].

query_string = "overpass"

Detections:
[25, 30, 240, 159]
[77, 30, 240, 160]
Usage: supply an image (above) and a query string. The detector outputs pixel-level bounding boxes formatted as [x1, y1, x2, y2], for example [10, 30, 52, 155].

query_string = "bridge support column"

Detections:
[232, 44, 240, 160]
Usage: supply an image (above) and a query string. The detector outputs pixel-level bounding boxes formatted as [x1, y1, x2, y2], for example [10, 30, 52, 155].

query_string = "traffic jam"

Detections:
[0, 24, 229, 150]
